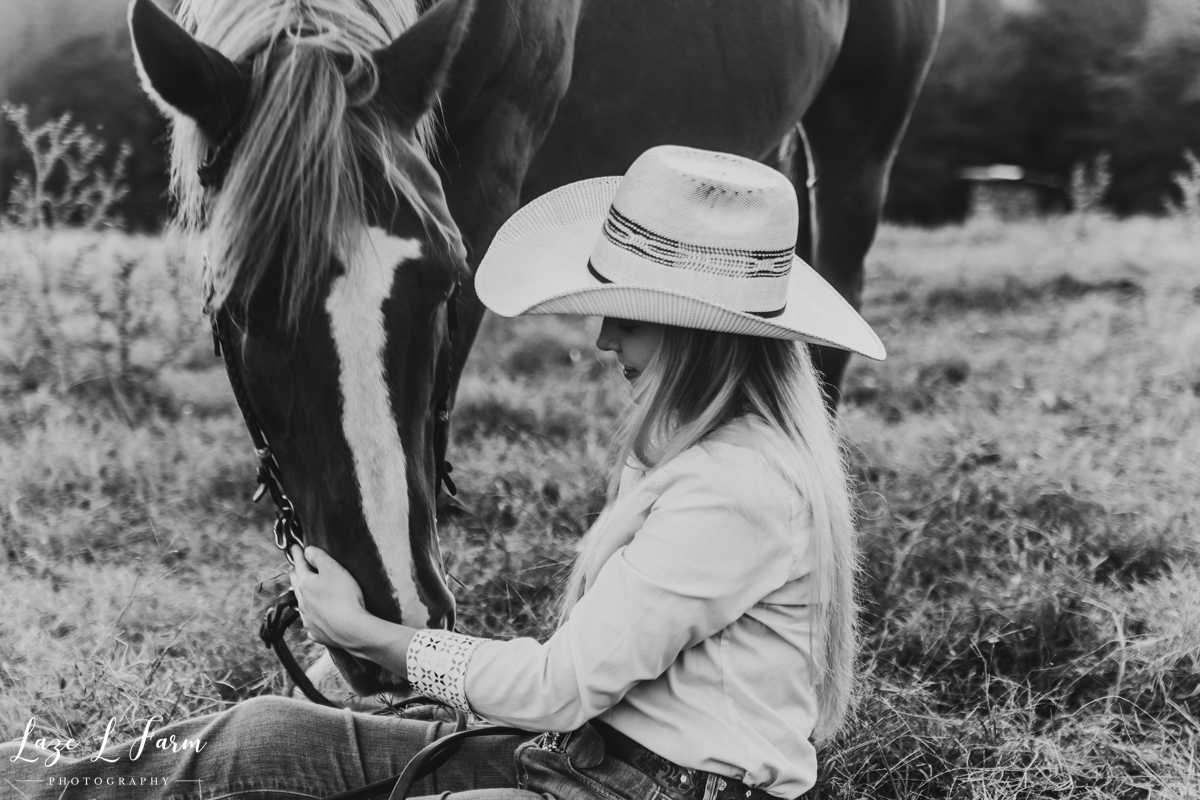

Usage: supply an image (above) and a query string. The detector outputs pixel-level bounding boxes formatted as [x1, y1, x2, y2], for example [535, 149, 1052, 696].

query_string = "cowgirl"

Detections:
[1, 145, 884, 800]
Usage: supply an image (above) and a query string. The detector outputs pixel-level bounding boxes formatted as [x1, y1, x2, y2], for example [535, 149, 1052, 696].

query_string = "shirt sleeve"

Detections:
[459, 444, 799, 731]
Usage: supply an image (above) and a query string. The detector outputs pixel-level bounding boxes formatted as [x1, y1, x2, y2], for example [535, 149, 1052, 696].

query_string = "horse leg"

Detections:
[800, 0, 943, 406]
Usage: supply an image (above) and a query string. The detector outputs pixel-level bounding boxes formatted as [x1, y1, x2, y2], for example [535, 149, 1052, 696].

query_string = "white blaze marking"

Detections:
[326, 227, 429, 628]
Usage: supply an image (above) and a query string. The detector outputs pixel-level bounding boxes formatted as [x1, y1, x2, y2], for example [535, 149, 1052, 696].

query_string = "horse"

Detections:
[520, 0, 946, 405]
[128, 0, 943, 701]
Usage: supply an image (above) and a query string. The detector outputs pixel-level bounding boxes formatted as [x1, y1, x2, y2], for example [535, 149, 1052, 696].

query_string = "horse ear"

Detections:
[127, 0, 249, 141]
[373, 0, 477, 128]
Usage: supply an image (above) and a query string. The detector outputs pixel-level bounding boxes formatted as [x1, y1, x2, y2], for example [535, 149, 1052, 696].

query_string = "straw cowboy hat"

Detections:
[475, 145, 886, 359]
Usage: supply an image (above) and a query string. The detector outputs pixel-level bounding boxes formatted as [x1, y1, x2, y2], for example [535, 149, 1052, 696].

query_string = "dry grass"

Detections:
[1, 216, 1197, 797]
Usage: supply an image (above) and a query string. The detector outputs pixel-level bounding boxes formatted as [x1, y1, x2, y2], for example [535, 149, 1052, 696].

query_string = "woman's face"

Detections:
[596, 317, 664, 384]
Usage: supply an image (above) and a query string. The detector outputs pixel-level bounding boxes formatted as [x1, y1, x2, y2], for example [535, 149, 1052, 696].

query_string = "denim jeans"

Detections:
[517, 723, 681, 800]
[1, 696, 535, 800]
[0, 697, 679, 800]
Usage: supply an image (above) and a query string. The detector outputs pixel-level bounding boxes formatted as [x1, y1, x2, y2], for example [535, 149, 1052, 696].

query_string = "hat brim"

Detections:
[476, 177, 886, 360]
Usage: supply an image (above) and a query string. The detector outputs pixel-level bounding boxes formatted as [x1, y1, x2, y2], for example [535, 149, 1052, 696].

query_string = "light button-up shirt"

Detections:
[409, 416, 820, 798]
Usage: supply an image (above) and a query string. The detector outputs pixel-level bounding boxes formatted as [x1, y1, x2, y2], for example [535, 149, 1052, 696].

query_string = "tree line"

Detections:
[2, 0, 1197, 229]
[888, 0, 1200, 223]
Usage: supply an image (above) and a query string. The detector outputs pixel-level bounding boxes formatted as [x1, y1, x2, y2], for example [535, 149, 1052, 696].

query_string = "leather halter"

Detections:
[208, 304, 334, 706]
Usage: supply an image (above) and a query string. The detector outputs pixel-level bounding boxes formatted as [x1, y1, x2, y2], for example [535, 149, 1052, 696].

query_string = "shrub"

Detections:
[0, 104, 200, 418]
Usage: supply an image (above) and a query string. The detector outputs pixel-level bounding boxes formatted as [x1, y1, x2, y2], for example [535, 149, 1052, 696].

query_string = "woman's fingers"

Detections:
[291, 544, 310, 574]
[303, 546, 351, 576]
[303, 546, 331, 570]
[284, 545, 375, 651]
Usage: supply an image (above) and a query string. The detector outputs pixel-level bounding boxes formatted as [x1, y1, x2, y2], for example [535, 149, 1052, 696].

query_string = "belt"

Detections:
[591, 722, 783, 800]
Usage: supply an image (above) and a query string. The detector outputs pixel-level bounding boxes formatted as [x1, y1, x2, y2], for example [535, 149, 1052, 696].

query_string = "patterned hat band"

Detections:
[588, 205, 794, 318]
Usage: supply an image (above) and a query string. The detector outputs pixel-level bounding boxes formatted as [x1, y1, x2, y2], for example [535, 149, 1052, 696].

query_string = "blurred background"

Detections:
[2, 0, 1199, 228]
[1, 2, 1197, 797]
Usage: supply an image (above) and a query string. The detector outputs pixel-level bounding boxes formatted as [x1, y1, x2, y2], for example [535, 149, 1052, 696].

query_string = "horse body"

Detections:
[525, 0, 851, 194]
[450, 0, 945, 404]
[129, 0, 942, 700]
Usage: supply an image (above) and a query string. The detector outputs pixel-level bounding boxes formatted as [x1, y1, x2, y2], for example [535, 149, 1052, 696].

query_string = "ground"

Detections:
[0, 216, 1197, 798]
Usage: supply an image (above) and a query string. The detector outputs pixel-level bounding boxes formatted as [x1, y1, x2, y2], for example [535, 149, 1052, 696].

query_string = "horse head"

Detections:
[129, 0, 475, 695]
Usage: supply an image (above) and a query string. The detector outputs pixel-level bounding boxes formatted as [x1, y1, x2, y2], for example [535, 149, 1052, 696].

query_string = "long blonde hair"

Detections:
[560, 326, 860, 741]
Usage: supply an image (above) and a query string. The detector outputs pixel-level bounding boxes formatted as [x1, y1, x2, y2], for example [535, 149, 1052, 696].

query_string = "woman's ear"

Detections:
[128, 0, 250, 141]
[371, 0, 477, 130]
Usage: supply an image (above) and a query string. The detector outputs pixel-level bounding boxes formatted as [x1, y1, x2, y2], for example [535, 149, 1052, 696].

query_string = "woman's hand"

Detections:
[290, 545, 386, 653]
[290, 545, 419, 678]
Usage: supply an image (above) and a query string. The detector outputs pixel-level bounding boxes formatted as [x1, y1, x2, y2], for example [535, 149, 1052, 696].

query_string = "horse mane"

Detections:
[169, 0, 452, 325]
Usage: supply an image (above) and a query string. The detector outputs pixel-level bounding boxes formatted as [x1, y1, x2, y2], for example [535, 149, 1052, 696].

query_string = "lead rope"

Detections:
[322, 723, 527, 800]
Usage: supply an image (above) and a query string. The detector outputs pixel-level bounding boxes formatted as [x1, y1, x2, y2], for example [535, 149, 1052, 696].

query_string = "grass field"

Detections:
[1, 216, 1197, 798]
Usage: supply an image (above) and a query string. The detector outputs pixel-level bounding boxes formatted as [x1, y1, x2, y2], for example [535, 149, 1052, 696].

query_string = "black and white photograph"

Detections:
[0, 0, 1197, 797]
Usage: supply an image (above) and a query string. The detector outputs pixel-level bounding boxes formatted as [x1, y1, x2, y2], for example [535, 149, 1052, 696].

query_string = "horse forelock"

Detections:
[167, 0, 456, 325]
